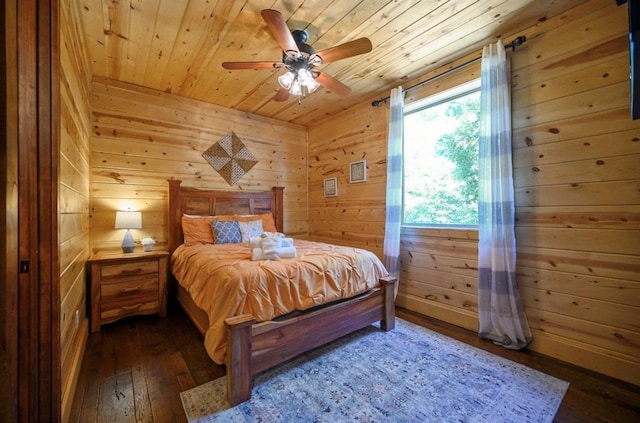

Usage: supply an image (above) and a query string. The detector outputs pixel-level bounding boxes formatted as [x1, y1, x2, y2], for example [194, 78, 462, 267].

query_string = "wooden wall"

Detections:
[90, 78, 308, 253]
[1, 1, 19, 421]
[510, 0, 640, 385]
[308, 102, 389, 258]
[59, 0, 92, 421]
[308, 0, 640, 386]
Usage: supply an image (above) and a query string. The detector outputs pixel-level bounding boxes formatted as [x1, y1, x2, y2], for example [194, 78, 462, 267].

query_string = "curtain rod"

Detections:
[371, 35, 527, 107]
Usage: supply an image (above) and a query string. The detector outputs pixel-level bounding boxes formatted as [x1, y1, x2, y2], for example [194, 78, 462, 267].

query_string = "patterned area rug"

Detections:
[181, 319, 568, 422]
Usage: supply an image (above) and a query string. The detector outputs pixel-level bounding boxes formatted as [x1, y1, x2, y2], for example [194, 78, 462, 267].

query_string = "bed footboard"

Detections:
[224, 276, 397, 405]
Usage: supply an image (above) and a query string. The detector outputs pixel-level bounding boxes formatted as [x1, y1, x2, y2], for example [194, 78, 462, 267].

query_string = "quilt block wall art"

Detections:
[202, 132, 258, 185]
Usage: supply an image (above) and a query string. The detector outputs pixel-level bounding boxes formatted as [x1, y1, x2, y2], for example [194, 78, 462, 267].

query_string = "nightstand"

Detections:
[87, 251, 169, 332]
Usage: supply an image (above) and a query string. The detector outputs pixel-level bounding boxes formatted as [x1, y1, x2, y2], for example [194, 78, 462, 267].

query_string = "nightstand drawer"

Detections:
[101, 277, 159, 308]
[100, 260, 159, 279]
[87, 251, 169, 332]
[100, 300, 160, 321]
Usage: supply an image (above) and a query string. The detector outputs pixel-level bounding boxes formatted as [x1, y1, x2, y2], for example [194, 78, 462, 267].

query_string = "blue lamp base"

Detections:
[121, 229, 136, 253]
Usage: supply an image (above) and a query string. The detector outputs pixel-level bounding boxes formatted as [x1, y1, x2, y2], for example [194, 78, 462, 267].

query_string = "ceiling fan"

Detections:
[222, 9, 373, 102]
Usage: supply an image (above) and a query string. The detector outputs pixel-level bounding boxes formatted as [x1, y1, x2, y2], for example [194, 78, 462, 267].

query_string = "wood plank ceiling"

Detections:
[77, 0, 588, 126]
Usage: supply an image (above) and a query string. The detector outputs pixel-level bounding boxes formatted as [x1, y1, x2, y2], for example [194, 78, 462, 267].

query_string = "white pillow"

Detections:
[238, 220, 263, 242]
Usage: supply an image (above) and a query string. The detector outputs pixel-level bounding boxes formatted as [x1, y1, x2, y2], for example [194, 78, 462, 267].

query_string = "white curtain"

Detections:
[477, 41, 532, 349]
[383, 87, 404, 282]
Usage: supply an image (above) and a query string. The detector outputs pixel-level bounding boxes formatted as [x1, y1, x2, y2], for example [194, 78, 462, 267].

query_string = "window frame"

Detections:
[401, 79, 481, 230]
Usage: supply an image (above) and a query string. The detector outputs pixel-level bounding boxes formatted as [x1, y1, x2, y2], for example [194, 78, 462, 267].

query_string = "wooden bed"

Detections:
[167, 179, 396, 405]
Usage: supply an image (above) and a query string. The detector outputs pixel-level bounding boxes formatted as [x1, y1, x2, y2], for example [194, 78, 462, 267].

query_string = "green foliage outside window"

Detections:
[403, 87, 480, 226]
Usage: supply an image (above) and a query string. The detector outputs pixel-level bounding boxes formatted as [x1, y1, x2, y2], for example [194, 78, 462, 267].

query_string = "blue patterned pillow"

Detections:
[212, 220, 242, 244]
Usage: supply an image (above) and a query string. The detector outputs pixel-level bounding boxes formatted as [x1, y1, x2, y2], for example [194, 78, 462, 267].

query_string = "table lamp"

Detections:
[115, 211, 142, 253]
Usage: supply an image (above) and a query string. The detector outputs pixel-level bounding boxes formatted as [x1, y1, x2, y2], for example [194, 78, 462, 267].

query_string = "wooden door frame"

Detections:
[1, 0, 20, 420]
[2, 0, 60, 421]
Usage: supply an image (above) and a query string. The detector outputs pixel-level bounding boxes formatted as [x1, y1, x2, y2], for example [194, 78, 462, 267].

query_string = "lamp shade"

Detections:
[278, 71, 295, 89]
[115, 211, 142, 229]
[278, 69, 320, 98]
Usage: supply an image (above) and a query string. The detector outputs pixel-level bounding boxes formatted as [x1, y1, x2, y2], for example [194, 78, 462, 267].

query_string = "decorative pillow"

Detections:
[181, 215, 215, 245]
[238, 219, 263, 242]
[212, 220, 242, 244]
[259, 213, 278, 232]
[182, 214, 238, 245]
[234, 213, 278, 232]
[181, 213, 276, 245]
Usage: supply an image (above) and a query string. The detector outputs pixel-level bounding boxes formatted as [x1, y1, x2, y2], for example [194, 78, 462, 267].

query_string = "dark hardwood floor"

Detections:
[70, 305, 640, 422]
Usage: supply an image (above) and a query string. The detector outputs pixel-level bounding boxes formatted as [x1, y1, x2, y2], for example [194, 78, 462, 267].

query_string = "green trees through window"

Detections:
[403, 81, 480, 226]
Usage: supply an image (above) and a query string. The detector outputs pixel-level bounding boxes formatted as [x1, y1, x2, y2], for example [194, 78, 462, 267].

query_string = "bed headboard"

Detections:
[167, 180, 284, 254]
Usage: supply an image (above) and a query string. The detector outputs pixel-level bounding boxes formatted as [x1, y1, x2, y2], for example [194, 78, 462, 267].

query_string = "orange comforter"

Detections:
[171, 239, 389, 364]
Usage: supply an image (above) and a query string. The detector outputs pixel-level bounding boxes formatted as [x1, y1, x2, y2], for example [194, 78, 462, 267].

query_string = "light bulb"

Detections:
[298, 69, 320, 94]
[298, 69, 313, 84]
[289, 79, 303, 96]
[304, 77, 320, 93]
[278, 71, 295, 89]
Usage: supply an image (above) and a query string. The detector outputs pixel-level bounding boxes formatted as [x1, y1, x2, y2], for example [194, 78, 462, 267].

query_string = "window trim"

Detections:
[404, 78, 481, 114]
[401, 78, 481, 229]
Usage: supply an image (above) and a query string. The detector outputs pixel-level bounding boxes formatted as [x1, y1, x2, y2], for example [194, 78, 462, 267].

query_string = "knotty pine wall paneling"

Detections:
[90, 78, 308, 253]
[308, 0, 640, 386]
[59, 1, 92, 421]
[308, 102, 388, 258]
[509, 0, 640, 384]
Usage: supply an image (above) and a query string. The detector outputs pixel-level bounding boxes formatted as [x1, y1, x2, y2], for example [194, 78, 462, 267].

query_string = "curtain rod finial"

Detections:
[371, 97, 389, 107]
[507, 35, 527, 51]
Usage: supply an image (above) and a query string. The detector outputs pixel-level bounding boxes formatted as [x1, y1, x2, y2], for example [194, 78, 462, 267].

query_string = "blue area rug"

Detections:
[180, 318, 568, 422]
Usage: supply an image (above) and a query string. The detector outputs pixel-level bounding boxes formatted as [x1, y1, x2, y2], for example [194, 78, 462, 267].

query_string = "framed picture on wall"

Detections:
[349, 160, 367, 183]
[323, 177, 338, 197]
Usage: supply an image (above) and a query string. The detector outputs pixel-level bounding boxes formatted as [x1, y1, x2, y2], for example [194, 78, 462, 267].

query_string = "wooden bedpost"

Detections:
[225, 314, 256, 406]
[167, 179, 183, 254]
[379, 276, 397, 331]
[272, 186, 284, 232]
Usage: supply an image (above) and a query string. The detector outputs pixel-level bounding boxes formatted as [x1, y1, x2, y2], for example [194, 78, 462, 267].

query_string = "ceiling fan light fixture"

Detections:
[278, 68, 320, 98]
[225, 10, 373, 102]
[289, 79, 303, 96]
[298, 69, 320, 93]
[278, 71, 295, 89]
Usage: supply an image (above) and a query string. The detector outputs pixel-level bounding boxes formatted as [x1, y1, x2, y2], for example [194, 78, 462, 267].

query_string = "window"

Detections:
[403, 80, 481, 227]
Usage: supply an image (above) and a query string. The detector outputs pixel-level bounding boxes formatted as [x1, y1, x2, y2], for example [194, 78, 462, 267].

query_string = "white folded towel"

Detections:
[261, 237, 282, 251]
[250, 237, 297, 261]
[275, 246, 296, 258]
[251, 247, 278, 261]
[251, 235, 291, 248]
[261, 231, 285, 239]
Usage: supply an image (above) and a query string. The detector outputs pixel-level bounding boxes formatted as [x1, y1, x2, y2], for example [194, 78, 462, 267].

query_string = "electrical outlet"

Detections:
[74, 310, 80, 329]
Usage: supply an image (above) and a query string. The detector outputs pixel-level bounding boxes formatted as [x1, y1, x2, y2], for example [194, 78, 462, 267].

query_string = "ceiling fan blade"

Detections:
[315, 72, 351, 96]
[274, 87, 290, 102]
[222, 61, 278, 70]
[314, 38, 372, 63]
[261, 9, 299, 53]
